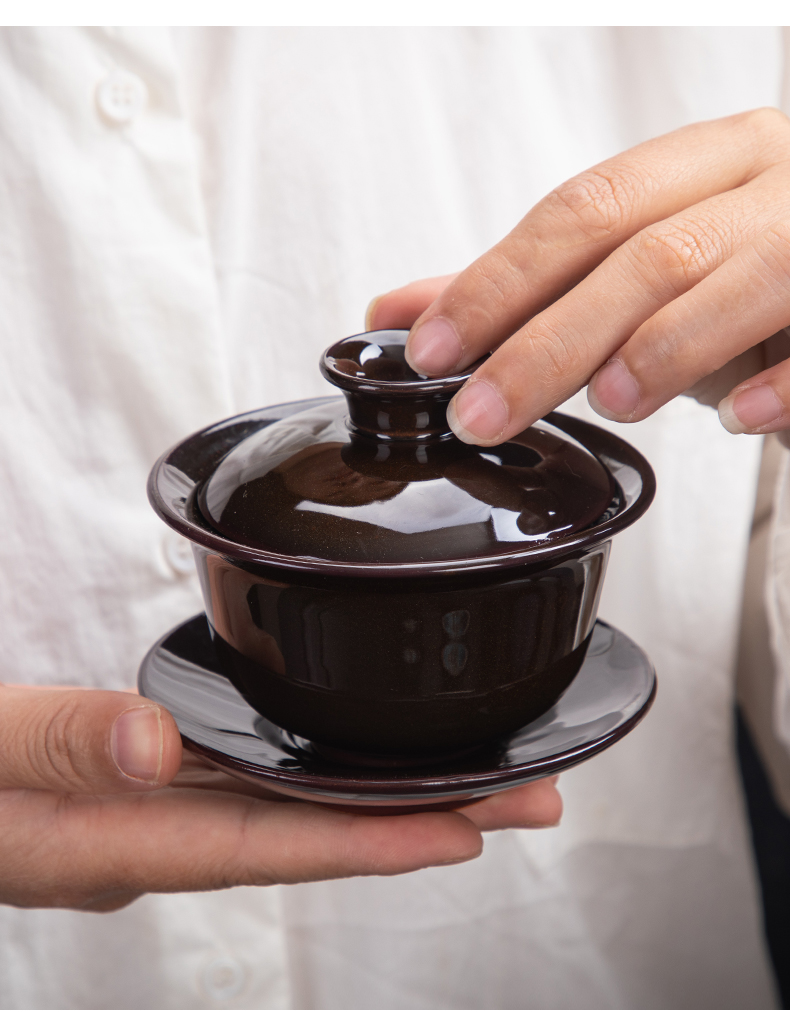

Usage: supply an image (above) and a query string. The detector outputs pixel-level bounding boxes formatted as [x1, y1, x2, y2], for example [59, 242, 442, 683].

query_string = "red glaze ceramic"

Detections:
[148, 330, 655, 761]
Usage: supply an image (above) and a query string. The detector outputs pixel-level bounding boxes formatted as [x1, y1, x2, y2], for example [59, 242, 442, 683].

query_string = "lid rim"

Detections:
[148, 399, 656, 580]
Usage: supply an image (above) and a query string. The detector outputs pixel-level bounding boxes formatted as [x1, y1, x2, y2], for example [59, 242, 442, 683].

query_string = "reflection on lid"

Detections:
[198, 400, 616, 565]
[295, 479, 491, 535]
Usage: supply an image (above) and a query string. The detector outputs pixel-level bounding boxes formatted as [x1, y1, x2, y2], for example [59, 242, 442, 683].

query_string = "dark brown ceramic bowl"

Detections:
[149, 331, 655, 762]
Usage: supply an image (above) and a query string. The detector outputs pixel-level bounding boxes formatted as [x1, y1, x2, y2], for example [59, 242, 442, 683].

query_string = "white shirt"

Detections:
[0, 26, 781, 1009]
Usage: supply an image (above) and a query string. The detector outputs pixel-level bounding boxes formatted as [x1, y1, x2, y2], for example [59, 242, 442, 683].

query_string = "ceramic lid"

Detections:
[197, 330, 617, 566]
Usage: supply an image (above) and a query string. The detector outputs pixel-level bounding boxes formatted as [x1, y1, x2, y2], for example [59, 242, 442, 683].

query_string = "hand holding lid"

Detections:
[199, 331, 615, 565]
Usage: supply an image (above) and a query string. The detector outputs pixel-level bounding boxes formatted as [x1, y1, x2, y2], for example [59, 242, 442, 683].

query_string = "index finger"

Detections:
[3, 788, 484, 908]
[404, 109, 789, 380]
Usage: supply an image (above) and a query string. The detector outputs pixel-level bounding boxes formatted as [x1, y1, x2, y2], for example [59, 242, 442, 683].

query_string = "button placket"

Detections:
[95, 69, 147, 125]
[163, 531, 196, 577]
[201, 955, 247, 1004]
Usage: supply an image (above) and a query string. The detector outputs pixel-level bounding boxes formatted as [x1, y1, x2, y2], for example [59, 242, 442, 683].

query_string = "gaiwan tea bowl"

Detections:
[149, 330, 655, 763]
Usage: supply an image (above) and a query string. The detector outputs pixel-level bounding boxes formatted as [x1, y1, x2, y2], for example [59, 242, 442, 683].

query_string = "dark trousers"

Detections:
[737, 709, 790, 1007]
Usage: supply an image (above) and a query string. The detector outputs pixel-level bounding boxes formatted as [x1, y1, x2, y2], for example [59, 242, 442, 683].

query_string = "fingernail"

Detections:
[718, 384, 783, 434]
[406, 317, 462, 376]
[365, 295, 383, 331]
[111, 706, 163, 783]
[588, 359, 640, 420]
[448, 380, 509, 444]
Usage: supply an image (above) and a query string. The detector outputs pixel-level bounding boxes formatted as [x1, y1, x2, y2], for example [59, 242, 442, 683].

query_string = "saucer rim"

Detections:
[180, 685, 655, 800]
[140, 614, 656, 801]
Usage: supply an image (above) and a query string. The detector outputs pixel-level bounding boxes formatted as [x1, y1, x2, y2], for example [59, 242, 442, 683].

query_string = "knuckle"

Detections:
[759, 221, 790, 279]
[525, 317, 584, 388]
[29, 697, 90, 789]
[0, 792, 143, 911]
[642, 327, 687, 373]
[744, 106, 790, 140]
[0, 795, 86, 908]
[223, 799, 278, 887]
[548, 167, 643, 240]
[764, 219, 790, 255]
[737, 107, 790, 165]
[631, 221, 724, 289]
[635, 309, 718, 383]
[475, 247, 530, 309]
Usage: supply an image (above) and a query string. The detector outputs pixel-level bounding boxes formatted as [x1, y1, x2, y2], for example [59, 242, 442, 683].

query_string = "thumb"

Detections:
[366, 274, 459, 332]
[0, 685, 181, 793]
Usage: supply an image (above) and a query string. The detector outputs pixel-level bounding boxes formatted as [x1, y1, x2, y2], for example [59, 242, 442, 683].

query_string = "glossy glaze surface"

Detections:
[199, 331, 615, 565]
[138, 614, 656, 808]
[147, 337, 655, 760]
[195, 542, 608, 756]
[149, 395, 653, 579]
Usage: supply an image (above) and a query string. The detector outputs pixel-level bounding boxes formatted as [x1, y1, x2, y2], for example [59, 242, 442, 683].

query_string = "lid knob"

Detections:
[320, 330, 480, 442]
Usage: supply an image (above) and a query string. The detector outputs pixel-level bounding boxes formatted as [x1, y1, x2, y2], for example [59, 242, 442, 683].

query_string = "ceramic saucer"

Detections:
[139, 615, 655, 813]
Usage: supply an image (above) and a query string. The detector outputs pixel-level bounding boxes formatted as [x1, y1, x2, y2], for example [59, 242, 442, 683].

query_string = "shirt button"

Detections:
[201, 955, 247, 1003]
[95, 70, 147, 125]
[163, 531, 195, 576]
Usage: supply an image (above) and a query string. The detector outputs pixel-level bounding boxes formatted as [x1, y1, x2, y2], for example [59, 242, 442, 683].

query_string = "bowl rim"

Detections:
[148, 396, 656, 579]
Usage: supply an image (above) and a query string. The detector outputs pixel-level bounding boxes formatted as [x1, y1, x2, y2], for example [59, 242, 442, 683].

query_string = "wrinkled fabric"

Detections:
[0, 25, 783, 1009]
